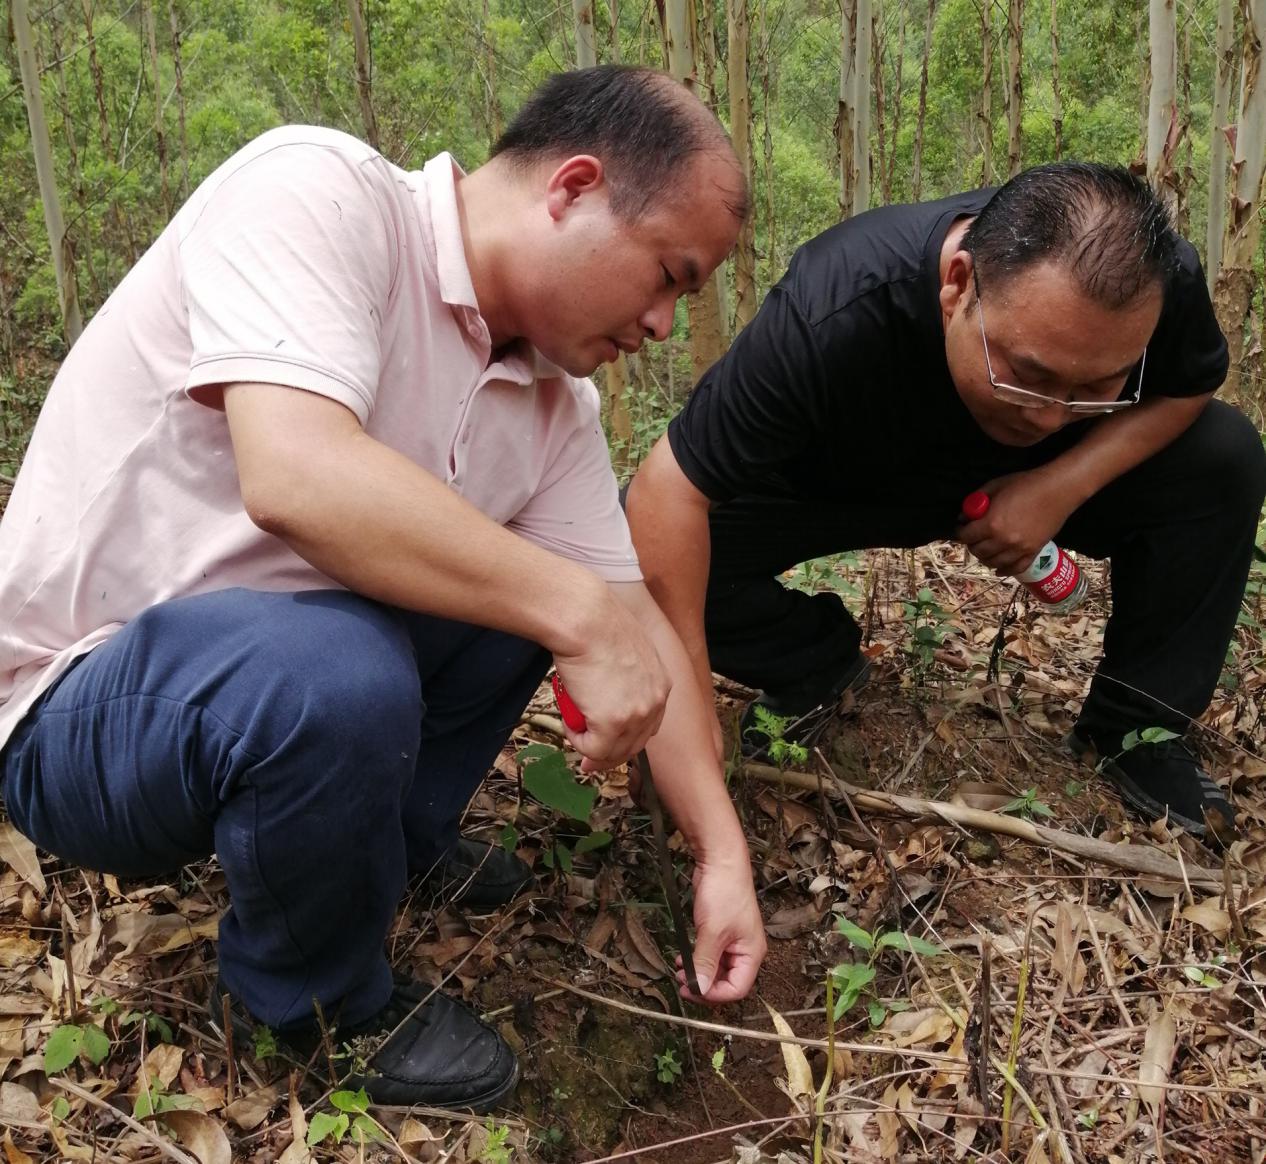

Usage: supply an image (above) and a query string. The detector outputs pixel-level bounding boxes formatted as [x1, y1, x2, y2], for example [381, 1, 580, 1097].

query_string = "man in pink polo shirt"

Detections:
[0, 67, 765, 1111]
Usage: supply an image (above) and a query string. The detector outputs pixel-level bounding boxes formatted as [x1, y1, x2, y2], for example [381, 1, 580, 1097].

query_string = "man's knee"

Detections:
[1177, 400, 1266, 506]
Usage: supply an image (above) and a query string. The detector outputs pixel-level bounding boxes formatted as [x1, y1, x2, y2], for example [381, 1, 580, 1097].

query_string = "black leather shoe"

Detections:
[1068, 727, 1238, 846]
[213, 977, 518, 1111]
[422, 838, 535, 910]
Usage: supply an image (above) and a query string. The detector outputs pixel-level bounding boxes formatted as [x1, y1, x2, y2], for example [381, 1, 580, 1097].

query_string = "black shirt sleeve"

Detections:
[667, 284, 834, 502]
[1141, 241, 1229, 398]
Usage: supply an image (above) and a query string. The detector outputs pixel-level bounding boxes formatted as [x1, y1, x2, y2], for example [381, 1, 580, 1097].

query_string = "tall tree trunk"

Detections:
[838, 0, 858, 216]
[140, 0, 170, 217]
[1006, 0, 1023, 177]
[12, 0, 84, 345]
[760, 0, 776, 281]
[169, 0, 189, 198]
[609, 0, 621, 61]
[573, 0, 597, 67]
[912, 0, 936, 199]
[662, 0, 727, 382]
[854, 0, 872, 213]
[481, 0, 501, 144]
[980, 0, 994, 184]
[81, 0, 134, 268]
[728, 0, 756, 329]
[1207, 0, 1236, 288]
[1175, 17, 1193, 234]
[1050, 0, 1063, 159]
[1213, 0, 1266, 408]
[872, 5, 887, 207]
[1147, 0, 1179, 214]
[885, 0, 907, 201]
[347, 0, 380, 149]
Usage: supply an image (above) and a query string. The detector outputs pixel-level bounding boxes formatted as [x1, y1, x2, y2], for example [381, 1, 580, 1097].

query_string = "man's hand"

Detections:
[957, 469, 1078, 575]
[677, 855, 766, 1005]
[553, 605, 671, 769]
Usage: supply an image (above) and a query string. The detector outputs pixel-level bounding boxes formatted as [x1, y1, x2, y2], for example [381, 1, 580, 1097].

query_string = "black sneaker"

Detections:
[740, 654, 872, 761]
[212, 976, 519, 1111]
[1067, 728, 1238, 846]
[420, 838, 535, 911]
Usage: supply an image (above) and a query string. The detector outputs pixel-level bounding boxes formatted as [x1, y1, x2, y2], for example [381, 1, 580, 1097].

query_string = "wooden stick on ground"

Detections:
[742, 761, 1230, 892]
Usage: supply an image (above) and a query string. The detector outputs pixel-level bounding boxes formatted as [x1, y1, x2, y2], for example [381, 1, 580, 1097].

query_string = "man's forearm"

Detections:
[1037, 393, 1213, 506]
[626, 437, 715, 702]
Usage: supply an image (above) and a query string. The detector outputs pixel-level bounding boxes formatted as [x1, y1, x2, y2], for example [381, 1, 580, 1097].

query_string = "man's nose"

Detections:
[1030, 401, 1071, 433]
[639, 297, 676, 343]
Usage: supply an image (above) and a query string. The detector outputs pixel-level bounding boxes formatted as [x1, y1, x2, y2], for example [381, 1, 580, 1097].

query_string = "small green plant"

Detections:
[1000, 787, 1055, 820]
[1076, 1107, 1099, 1130]
[48, 1096, 71, 1123]
[133, 1078, 200, 1120]
[43, 1022, 110, 1074]
[515, 743, 613, 872]
[654, 1047, 683, 1085]
[788, 554, 862, 599]
[478, 1120, 514, 1163]
[830, 916, 946, 1026]
[1064, 778, 1086, 798]
[901, 587, 953, 681]
[93, 996, 175, 1044]
[251, 1026, 278, 1059]
[306, 1088, 385, 1147]
[745, 704, 808, 767]
[1183, 963, 1222, 988]
[1121, 726, 1181, 752]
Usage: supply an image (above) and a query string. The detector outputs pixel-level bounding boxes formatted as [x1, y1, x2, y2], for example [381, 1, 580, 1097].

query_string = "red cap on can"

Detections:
[961, 491, 991, 521]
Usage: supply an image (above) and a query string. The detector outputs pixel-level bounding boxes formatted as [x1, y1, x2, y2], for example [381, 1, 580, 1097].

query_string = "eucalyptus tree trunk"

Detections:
[854, 0, 872, 213]
[141, 0, 171, 217]
[1006, 0, 1023, 177]
[760, 0, 776, 281]
[885, 0, 907, 202]
[838, 0, 859, 216]
[912, 0, 936, 199]
[168, 1, 189, 199]
[662, 0, 727, 381]
[12, 0, 84, 346]
[1147, 0, 1178, 214]
[1207, 0, 1236, 289]
[346, 0, 380, 149]
[980, 0, 994, 184]
[1213, 0, 1266, 408]
[573, 0, 597, 67]
[873, 7, 887, 205]
[609, 0, 621, 61]
[728, 0, 757, 329]
[1050, 0, 1063, 159]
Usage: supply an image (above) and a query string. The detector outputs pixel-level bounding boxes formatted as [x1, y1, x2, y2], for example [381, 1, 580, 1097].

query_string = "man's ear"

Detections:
[939, 250, 974, 318]
[544, 155, 606, 222]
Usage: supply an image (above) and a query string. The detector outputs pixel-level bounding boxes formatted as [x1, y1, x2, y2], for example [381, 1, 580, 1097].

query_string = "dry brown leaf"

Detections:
[618, 910, 669, 979]
[0, 823, 45, 895]
[50, 1123, 95, 1162]
[140, 1043, 184, 1092]
[764, 902, 821, 939]
[162, 1110, 231, 1164]
[1137, 1009, 1176, 1118]
[277, 1077, 312, 1164]
[1051, 902, 1087, 999]
[224, 1085, 278, 1131]
[765, 1003, 814, 1108]
[0, 1083, 40, 1125]
[0, 936, 42, 968]
[949, 782, 1014, 812]
[1024, 1133, 1053, 1164]
[1182, 898, 1231, 937]
[583, 909, 616, 954]
[877, 1083, 901, 1159]
[399, 1116, 444, 1155]
[2, 1132, 34, 1164]
[108, 911, 220, 958]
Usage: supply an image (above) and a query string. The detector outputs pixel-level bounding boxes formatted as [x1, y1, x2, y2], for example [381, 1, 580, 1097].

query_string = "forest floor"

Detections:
[2, 538, 1265, 1164]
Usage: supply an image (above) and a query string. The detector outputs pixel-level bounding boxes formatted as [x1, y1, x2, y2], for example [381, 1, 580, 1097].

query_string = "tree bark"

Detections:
[573, 0, 597, 67]
[661, 0, 728, 383]
[728, 0, 756, 329]
[1049, 0, 1063, 159]
[140, 0, 170, 217]
[346, 0, 380, 150]
[1212, 0, 1266, 409]
[980, 0, 994, 185]
[12, 0, 84, 345]
[885, 0, 907, 202]
[854, 0, 872, 214]
[169, 0, 189, 199]
[873, 5, 887, 205]
[609, 0, 621, 62]
[760, 0, 776, 281]
[838, 0, 858, 216]
[912, 0, 936, 199]
[1147, 0, 1179, 215]
[1006, 0, 1023, 177]
[1207, 0, 1236, 289]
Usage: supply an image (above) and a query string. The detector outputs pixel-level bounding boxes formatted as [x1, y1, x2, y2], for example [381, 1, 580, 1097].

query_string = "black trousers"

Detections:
[705, 400, 1266, 735]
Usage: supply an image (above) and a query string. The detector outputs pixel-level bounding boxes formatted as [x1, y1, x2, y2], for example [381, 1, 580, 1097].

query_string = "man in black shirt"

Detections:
[627, 163, 1265, 846]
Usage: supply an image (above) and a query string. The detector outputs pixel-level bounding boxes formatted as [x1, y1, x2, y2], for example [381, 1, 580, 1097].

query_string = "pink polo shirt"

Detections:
[0, 125, 641, 749]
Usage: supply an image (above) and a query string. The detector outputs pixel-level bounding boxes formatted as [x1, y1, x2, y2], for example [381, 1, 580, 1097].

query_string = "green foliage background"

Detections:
[0, 0, 1251, 476]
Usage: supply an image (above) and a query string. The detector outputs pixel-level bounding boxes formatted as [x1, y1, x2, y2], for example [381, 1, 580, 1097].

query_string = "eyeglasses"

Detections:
[973, 272, 1145, 415]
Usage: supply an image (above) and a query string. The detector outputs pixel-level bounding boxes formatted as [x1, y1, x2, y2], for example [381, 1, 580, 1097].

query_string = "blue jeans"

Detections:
[1, 588, 550, 1029]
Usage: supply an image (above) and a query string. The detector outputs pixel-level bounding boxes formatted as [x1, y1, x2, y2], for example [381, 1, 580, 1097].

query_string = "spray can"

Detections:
[961, 491, 1088, 613]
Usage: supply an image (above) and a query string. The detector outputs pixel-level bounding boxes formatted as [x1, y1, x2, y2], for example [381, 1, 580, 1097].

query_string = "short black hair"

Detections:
[962, 162, 1179, 309]
[490, 65, 746, 221]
